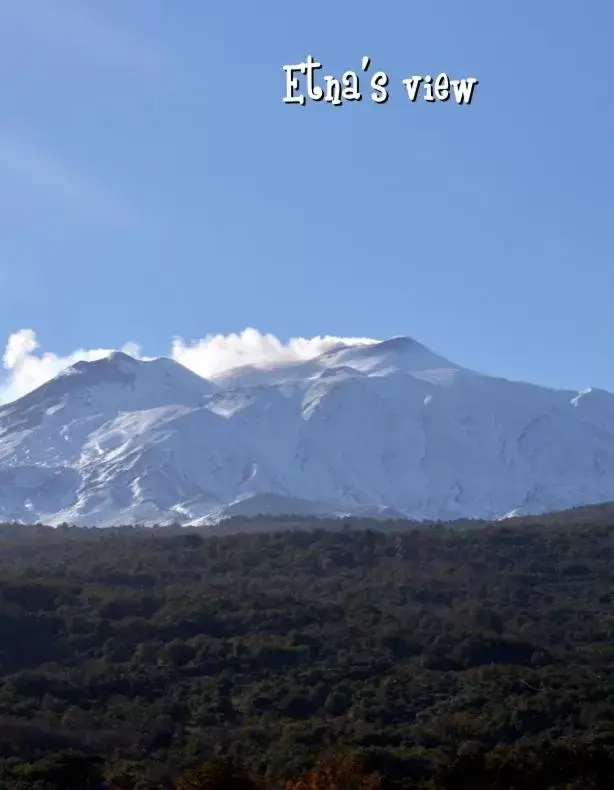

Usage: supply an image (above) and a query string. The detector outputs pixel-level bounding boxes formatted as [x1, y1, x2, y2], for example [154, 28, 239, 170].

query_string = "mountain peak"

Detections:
[7, 350, 213, 415]
[374, 336, 424, 352]
[61, 351, 141, 384]
[64, 351, 196, 381]
[314, 335, 458, 378]
[105, 350, 138, 364]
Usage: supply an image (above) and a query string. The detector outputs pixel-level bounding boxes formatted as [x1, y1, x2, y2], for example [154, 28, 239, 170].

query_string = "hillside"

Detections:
[1, 510, 614, 787]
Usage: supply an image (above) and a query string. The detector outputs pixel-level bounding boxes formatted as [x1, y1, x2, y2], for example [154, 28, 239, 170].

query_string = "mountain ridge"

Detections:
[1, 337, 614, 527]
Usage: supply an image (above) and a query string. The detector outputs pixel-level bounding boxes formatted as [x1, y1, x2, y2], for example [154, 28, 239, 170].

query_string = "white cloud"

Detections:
[171, 328, 377, 379]
[0, 328, 377, 405]
[2, 328, 38, 371]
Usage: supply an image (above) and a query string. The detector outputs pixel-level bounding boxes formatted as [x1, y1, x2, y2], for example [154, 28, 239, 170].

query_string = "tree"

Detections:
[284, 754, 381, 790]
[17, 751, 106, 790]
[174, 759, 261, 790]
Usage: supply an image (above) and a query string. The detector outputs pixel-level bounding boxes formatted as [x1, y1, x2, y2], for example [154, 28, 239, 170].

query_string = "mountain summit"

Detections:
[1, 337, 614, 526]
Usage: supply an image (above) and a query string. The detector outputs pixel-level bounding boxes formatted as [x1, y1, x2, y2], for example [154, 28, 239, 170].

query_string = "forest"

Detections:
[1, 505, 614, 788]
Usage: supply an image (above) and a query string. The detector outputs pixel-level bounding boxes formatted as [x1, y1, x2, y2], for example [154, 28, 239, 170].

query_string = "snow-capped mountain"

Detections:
[1, 336, 614, 526]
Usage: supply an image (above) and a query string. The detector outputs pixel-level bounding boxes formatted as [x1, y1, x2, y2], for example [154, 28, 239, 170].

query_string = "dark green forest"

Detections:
[2, 505, 614, 788]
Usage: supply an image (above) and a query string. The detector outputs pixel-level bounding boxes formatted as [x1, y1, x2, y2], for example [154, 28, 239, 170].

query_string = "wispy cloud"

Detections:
[0, 2, 166, 224]
[0, 329, 378, 405]
[0, 0, 166, 82]
[0, 129, 133, 225]
[171, 329, 378, 379]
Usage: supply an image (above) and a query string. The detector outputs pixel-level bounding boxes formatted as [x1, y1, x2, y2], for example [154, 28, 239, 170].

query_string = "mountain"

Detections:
[2, 337, 614, 526]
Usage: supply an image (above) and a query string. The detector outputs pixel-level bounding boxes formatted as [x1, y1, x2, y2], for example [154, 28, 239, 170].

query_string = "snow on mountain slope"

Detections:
[2, 338, 614, 526]
[188, 493, 408, 526]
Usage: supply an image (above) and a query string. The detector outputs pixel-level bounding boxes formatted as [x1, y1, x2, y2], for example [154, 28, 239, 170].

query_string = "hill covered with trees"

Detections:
[1, 507, 614, 787]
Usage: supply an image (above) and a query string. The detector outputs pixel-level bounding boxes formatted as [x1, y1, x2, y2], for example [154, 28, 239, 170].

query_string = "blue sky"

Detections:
[0, 1, 612, 397]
